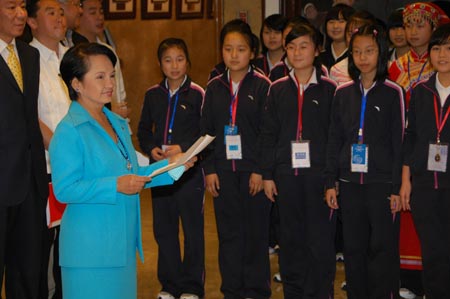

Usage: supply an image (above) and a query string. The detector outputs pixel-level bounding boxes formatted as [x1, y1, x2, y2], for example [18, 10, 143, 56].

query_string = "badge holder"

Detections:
[427, 142, 448, 172]
[351, 143, 368, 173]
[291, 140, 311, 168]
[224, 125, 242, 160]
[224, 125, 237, 142]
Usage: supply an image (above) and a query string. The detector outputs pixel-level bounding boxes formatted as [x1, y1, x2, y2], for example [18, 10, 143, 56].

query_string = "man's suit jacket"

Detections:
[0, 39, 48, 206]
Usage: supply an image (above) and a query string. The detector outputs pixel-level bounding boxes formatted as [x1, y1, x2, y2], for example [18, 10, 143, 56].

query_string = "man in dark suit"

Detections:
[0, 0, 49, 297]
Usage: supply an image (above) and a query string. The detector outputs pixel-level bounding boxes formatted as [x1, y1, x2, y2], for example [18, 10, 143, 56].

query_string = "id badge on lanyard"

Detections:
[427, 95, 450, 172]
[351, 90, 369, 173]
[225, 78, 242, 160]
[224, 125, 242, 160]
[351, 144, 369, 172]
[291, 79, 310, 168]
[427, 143, 448, 172]
[291, 140, 310, 168]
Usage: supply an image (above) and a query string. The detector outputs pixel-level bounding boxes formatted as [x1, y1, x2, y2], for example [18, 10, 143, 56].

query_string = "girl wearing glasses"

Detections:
[325, 25, 405, 299]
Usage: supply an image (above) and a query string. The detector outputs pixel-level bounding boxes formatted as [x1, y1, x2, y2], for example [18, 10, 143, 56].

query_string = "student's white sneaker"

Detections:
[399, 288, 417, 299]
[157, 291, 175, 299]
[180, 294, 199, 299]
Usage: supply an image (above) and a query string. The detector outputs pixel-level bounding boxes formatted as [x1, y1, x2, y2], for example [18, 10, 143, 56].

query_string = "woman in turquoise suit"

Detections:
[49, 43, 194, 299]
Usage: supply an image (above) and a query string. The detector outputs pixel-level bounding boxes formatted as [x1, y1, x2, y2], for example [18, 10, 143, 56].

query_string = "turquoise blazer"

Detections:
[49, 102, 176, 268]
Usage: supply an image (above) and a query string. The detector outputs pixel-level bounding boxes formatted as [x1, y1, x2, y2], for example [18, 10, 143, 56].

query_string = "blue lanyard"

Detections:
[166, 92, 179, 143]
[106, 116, 132, 171]
[358, 91, 368, 143]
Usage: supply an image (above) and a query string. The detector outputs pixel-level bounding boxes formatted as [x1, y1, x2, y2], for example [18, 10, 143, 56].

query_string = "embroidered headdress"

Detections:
[403, 2, 439, 28]
[403, 2, 450, 27]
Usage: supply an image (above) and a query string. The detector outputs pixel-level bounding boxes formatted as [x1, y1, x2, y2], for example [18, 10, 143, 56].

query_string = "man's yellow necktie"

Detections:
[6, 44, 23, 92]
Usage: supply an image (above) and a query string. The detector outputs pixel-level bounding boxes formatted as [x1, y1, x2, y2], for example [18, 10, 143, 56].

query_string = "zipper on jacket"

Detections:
[434, 105, 444, 189]
[423, 82, 445, 190]
[434, 172, 438, 189]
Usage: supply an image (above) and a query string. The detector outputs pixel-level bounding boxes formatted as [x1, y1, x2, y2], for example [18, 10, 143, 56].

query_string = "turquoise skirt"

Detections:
[61, 197, 139, 299]
[62, 259, 136, 299]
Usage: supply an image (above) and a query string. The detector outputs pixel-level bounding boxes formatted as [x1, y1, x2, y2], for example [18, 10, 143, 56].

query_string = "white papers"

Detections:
[148, 134, 215, 178]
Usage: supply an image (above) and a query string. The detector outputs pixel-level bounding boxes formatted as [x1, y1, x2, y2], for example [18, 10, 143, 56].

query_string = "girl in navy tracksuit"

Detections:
[325, 25, 405, 299]
[201, 19, 272, 299]
[260, 23, 337, 299]
[137, 38, 205, 299]
[400, 24, 450, 299]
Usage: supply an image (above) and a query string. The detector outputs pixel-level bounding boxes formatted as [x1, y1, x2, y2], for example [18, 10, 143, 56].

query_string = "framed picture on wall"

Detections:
[176, 0, 203, 19]
[104, 0, 136, 19]
[142, 0, 172, 19]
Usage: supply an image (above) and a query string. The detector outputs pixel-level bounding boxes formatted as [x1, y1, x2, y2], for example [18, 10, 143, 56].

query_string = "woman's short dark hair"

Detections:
[260, 14, 288, 54]
[428, 23, 450, 53]
[348, 24, 389, 82]
[60, 42, 117, 101]
[157, 37, 191, 67]
[285, 23, 321, 68]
